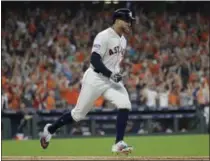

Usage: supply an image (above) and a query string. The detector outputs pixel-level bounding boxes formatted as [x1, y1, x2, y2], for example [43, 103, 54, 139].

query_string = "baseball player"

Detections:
[40, 8, 135, 154]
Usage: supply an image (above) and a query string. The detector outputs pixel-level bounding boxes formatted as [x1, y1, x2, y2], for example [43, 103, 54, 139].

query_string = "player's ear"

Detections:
[116, 19, 122, 26]
[116, 19, 121, 25]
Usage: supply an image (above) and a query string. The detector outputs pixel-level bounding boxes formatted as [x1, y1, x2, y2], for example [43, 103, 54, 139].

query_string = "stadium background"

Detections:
[1, 1, 209, 157]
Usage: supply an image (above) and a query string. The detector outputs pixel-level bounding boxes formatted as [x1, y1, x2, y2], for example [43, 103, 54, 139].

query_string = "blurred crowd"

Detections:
[1, 4, 209, 113]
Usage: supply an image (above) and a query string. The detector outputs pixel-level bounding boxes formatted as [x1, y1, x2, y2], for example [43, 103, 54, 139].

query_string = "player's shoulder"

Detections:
[95, 28, 110, 39]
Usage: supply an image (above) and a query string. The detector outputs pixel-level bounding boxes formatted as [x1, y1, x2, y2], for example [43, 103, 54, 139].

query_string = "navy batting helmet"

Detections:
[113, 8, 135, 24]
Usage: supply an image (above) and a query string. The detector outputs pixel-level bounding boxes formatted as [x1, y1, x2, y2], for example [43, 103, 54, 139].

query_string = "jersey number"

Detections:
[109, 46, 119, 55]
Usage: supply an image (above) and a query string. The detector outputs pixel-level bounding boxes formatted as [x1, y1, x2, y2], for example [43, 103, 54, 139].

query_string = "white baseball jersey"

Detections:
[91, 27, 127, 74]
[71, 27, 131, 122]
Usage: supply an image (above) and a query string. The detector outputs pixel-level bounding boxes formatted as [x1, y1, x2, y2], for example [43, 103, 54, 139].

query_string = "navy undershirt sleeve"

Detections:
[90, 52, 112, 78]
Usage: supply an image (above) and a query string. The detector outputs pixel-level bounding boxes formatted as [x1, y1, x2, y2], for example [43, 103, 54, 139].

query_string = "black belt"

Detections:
[94, 69, 106, 77]
[94, 69, 100, 74]
[93, 69, 109, 78]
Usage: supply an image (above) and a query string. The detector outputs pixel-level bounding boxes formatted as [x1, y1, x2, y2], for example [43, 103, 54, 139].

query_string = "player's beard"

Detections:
[123, 25, 131, 35]
[120, 24, 127, 33]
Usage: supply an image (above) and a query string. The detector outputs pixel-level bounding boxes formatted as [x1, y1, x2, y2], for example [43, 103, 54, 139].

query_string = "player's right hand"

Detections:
[110, 73, 122, 83]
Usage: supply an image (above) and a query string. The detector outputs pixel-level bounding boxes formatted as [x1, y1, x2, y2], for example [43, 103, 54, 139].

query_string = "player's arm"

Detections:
[90, 53, 122, 83]
[90, 52, 112, 78]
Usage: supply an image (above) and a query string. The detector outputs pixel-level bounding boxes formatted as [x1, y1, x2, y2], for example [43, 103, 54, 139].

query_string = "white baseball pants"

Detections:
[71, 68, 131, 122]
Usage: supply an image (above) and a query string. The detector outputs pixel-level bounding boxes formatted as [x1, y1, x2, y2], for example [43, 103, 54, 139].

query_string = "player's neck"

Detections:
[112, 25, 123, 37]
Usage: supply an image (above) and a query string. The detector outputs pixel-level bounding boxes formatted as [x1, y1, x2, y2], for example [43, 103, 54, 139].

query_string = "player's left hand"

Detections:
[110, 73, 123, 83]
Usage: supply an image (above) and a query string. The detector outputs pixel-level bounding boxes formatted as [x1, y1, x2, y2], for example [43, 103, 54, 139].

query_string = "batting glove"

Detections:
[110, 73, 122, 83]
